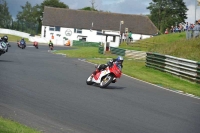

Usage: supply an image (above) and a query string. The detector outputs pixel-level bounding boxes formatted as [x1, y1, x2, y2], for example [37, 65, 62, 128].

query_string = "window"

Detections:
[79, 38, 86, 41]
[49, 27, 55, 31]
[74, 28, 82, 34]
[55, 26, 60, 31]
[49, 26, 60, 31]
[77, 29, 82, 34]
[97, 30, 103, 35]
[113, 36, 116, 42]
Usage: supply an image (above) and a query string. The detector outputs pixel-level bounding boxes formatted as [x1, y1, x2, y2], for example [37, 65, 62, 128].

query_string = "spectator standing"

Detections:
[185, 22, 189, 31]
[175, 26, 179, 33]
[128, 31, 133, 42]
[122, 32, 126, 42]
[170, 26, 174, 33]
[164, 28, 169, 34]
[125, 31, 128, 44]
[193, 20, 200, 38]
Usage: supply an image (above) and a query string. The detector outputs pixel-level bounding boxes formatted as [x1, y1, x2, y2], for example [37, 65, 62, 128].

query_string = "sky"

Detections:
[6, 0, 200, 24]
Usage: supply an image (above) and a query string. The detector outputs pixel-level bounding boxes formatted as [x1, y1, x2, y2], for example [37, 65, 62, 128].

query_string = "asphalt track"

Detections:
[0, 42, 200, 133]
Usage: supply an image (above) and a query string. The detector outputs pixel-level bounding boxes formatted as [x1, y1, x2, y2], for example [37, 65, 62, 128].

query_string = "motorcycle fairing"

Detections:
[92, 69, 110, 83]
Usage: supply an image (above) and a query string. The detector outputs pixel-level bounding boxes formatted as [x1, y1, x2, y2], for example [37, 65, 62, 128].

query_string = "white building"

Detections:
[41, 6, 157, 47]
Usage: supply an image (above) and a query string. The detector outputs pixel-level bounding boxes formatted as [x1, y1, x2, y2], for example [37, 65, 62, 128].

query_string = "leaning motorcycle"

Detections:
[6, 42, 11, 47]
[17, 41, 26, 49]
[0, 41, 8, 56]
[86, 63, 122, 88]
[1, 36, 10, 47]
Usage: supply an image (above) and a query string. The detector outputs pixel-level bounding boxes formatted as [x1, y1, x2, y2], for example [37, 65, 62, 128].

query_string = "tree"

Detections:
[80, 7, 98, 11]
[90, 0, 97, 11]
[147, 0, 188, 33]
[16, 1, 39, 34]
[16, 1, 38, 23]
[80, 0, 98, 11]
[0, 0, 12, 28]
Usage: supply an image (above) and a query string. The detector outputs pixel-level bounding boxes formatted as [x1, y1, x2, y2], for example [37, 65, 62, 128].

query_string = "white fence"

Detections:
[0, 28, 30, 38]
[0, 28, 50, 44]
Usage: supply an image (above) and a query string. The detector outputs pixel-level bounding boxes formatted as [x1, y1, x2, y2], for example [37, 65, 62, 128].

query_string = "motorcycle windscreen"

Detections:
[20, 41, 25, 45]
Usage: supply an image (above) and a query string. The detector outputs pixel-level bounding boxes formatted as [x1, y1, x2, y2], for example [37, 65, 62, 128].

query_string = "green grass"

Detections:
[119, 32, 200, 61]
[0, 116, 41, 133]
[0, 34, 30, 43]
[119, 33, 186, 51]
[55, 47, 117, 59]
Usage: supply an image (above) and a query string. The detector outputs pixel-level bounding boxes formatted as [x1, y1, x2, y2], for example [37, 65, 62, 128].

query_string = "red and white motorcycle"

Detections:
[33, 41, 38, 49]
[86, 63, 122, 88]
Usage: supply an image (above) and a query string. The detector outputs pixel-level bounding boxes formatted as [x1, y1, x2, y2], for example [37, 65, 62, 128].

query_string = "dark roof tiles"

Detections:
[43, 6, 157, 35]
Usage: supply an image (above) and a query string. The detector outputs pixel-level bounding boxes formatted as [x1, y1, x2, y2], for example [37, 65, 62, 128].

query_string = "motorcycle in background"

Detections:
[86, 63, 122, 88]
[33, 41, 38, 49]
[49, 44, 53, 50]
[17, 40, 26, 49]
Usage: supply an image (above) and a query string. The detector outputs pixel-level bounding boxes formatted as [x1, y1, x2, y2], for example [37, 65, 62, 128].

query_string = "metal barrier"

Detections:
[146, 52, 200, 84]
[125, 50, 146, 60]
[73, 40, 100, 47]
[110, 47, 125, 56]
[98, 46, 146, 59]
[98, 46, 104, 54]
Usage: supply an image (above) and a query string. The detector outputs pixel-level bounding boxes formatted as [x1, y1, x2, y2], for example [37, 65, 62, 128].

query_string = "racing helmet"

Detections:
[116, 56, 124, 64]
[3, 35, 7, 39]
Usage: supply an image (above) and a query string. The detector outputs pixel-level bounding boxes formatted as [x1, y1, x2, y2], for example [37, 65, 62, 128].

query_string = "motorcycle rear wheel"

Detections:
[86, 75, 94, 85]
[99, 75, 114, 88]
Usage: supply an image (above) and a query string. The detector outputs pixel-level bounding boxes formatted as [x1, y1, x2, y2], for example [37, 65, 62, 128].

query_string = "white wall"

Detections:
[0, 28, 152, 46]
[0, 28, 30, 38]
[41, 26, 121, 46]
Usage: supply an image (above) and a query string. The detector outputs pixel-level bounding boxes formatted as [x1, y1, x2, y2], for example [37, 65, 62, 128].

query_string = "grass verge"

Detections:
[0, 34, 30, 43]
[0, 116, 41, 133]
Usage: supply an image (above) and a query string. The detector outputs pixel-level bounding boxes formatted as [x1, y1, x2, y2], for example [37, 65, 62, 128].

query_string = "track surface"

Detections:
[0, 43, 200, 133]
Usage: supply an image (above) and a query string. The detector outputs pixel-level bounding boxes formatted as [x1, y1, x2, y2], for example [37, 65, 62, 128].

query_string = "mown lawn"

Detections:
[0, 34, 30, 43]
[119, 32, 200, 61]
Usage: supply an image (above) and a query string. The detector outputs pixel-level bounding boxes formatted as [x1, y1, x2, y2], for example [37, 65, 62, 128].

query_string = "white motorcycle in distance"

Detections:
[0, 41, 8, 56]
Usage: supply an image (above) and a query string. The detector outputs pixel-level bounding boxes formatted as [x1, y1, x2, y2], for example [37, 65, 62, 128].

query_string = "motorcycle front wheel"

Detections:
[86, 75, 94, 85]
[99, 75, 114, 88]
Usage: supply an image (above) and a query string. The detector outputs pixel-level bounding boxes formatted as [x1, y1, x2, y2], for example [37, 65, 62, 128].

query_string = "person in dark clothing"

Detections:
[1, 35, 8, 43]
[49, 40, 54, 47]
[92, 56, 124, 76]
[20, 38, 26, 47]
